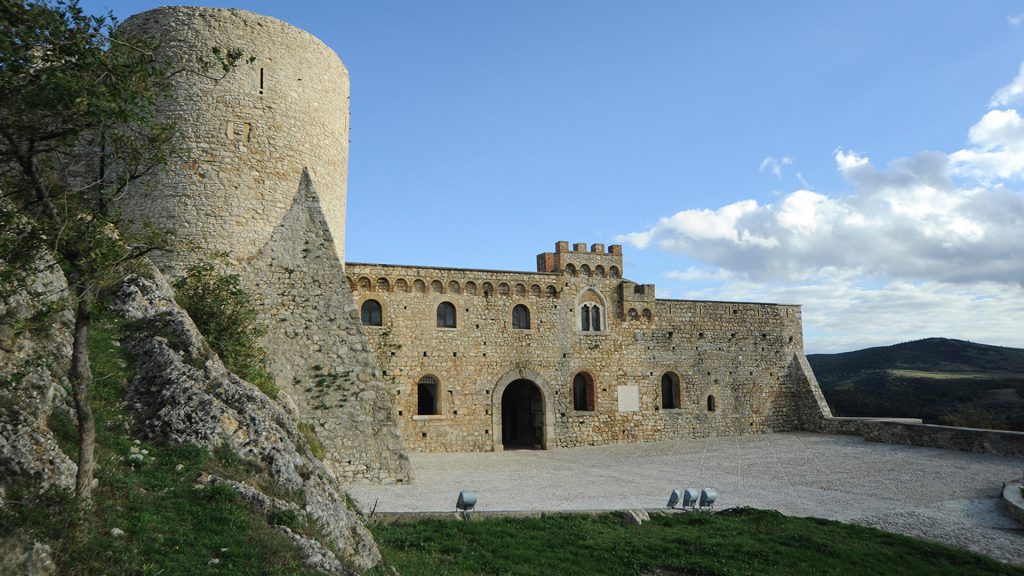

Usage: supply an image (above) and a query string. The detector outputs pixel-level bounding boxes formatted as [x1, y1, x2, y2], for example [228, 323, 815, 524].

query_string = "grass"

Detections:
[3, 307, 324, 576]
[367, 509, 1023, 576]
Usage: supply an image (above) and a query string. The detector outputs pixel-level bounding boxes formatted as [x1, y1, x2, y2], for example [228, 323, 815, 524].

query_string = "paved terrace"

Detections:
[348, 432, 1024, 566]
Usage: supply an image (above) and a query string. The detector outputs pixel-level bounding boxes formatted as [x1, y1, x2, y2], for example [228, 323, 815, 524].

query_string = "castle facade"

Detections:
[347, 241, 828, 453]
[118, 6, 830, 478]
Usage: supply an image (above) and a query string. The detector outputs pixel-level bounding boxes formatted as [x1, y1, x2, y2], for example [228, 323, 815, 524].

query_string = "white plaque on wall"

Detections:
[617, 385, 640, 412]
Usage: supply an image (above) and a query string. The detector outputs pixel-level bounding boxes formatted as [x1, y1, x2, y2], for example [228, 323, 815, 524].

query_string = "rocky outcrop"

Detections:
[0, 262, 76, 498]
[111, 268, 381, 573]
[0, 533, 57, 576]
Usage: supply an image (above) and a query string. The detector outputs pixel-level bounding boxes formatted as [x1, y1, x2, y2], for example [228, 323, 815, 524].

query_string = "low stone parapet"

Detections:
[817, 417, 1024, 457]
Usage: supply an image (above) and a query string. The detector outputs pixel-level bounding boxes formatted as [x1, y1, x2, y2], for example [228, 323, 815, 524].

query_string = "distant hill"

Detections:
[807, 338, 1024, 431]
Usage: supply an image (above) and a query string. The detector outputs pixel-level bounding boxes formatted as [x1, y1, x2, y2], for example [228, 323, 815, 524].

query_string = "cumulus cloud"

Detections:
[1008, 13, 1024, 27]
[619, 132, 1024, 284]
[759, 155, 793, 179]
[990, 62, 1024, 107]
[620, 63, 1024, 350]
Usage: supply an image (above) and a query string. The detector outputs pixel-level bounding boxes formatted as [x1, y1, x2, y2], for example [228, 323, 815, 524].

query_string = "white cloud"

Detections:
[1008, 13, 1024, 27]
[619, 122, 1024, 284]
[989, 62, 1024, 107]
[619, 63, 1024, 351]
[759, 155, 793, 179]
[664, 267, 735, 282]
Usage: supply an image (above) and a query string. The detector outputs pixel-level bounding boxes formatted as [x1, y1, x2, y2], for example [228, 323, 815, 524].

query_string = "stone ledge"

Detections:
[1002, 480, 1024, 525]
[817, 417, 1024, 457]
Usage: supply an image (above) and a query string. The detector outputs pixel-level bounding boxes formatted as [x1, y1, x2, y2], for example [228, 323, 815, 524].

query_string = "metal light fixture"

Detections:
[456, 490, 478, 513]
[699, 488, 717, 509]
[682, 488, 700, 508]
[667, 489, 681, 508]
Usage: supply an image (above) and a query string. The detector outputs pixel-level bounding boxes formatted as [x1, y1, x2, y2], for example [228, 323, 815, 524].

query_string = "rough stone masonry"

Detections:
[117, 6, 831, 480]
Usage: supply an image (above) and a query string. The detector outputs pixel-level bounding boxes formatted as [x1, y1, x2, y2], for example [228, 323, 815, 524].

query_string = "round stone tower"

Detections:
[119, 7, 349, 270]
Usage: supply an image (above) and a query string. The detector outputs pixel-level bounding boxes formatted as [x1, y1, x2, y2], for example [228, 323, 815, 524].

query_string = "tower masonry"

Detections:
[120, 6, 349, 270]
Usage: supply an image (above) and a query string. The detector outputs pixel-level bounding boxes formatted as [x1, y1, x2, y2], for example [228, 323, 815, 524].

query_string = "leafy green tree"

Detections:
[0, 0, 244, 504]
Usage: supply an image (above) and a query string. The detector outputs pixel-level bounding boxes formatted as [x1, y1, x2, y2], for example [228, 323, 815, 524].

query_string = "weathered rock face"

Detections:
[111, 268, 381, 573]
[0, 533, 57, 576]
[0, 263, 76, 498]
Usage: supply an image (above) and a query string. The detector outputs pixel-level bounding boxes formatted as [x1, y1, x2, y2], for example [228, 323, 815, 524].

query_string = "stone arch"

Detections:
[376, 277, 390, 292]
[448, 280, 462, 295]
[514, 283, 526, 297]
[595, 265, 606, 277]
[571, 371, 596, 411]
[492, 367, 556, 451]
[395, 278, 409, 293]
[642, 308, 652, 322]
[580, 264, 592, 277]
[565, 263, 577, 276]
[661, 371, 681, 409]
[357, 276, 371, 290]
[482, 282, 494, 297]
[413, 279, 426, 293]
[609, 265, 620, 278]
[530, 284, 541, 297]
[628, 308, 638, 321]
[498, 282, 511, 297]
[575, 288, 608, 332]
[464, 281, 478, 295]
[360, 298, 383, 326]
[545, 285, 557, 297]
[430, 279, 444, 294]
[707, 394, 717, 412]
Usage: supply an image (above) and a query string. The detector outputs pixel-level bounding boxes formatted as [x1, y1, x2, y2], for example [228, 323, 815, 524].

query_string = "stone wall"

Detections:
[347, 242, 831, 452]
[817, 417, 1024, 457]
[119, 7, 349, 272]
[116, 7, 411, 484]
[243, 171, 410, 483]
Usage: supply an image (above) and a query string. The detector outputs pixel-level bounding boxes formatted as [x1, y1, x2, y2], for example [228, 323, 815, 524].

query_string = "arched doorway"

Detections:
[501, 379, 544, 449]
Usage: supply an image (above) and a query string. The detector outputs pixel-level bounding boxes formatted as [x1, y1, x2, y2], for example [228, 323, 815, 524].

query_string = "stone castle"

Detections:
[118, 7, 832, 482]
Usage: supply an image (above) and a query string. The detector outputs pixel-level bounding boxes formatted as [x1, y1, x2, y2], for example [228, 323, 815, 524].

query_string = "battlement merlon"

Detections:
[536, 241, 624, 277]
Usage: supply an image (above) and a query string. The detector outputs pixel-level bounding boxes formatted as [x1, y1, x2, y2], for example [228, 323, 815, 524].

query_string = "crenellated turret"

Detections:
[536, 241, 623, 279]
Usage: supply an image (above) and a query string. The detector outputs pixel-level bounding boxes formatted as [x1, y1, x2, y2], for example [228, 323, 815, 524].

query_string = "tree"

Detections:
[0, 0, 242, 503]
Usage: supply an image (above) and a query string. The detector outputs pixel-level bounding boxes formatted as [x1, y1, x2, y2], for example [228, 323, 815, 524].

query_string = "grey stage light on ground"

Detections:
[667, 489, 681, 508]
[456, 490, 478, 512]
[699, 488, 717, 509]
[682, 488, 700, 508]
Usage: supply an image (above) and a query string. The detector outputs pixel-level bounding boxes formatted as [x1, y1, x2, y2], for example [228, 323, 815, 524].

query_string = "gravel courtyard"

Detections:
[348, 432, 1024, 565]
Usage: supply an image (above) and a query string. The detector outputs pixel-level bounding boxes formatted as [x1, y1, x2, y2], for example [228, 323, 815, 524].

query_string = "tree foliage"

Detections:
[0, 0, 245, 502]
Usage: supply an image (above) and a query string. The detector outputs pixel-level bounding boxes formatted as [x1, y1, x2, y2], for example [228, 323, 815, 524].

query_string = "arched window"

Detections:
[661, 372, 680, 409]
[360, 299, 382, 326]
[565, 264, 577, 276]
[437, 302, 456, 328]
[590, 305, 601, 331]
[707, 395, 717, 412]
[418, 376, 439, 415]
[581, 304, 591, 331]
[572, 373, 595, 411]
[512, 304, 530, 329]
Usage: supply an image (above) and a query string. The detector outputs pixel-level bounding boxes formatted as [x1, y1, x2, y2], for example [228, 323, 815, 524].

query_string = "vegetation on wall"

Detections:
[173, 260, 277, 397]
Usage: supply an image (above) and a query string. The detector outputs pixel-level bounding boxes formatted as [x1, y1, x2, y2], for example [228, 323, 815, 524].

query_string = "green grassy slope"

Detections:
[1, 309, 325, 575]
[367, 510, 1022, 576]
[808, 338, 1024, 430]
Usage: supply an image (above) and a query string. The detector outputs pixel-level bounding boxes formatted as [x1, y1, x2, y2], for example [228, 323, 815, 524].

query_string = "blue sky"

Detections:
[83, 1, 1024, 353]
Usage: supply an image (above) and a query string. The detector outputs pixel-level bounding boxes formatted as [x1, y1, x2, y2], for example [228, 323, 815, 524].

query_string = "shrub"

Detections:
[173, 261, 277, 397]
